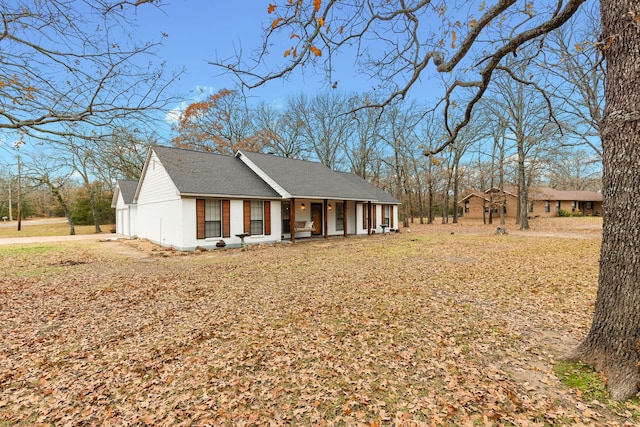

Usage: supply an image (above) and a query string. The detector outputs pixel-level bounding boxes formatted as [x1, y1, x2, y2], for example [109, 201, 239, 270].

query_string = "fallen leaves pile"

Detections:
[1, 217, 637, 425]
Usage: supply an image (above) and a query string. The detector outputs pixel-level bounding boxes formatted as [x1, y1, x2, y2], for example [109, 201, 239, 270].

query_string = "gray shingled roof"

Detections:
[238, 150, 388, 201]
[153, 146, 280, 198]
[337, 172, 401, 204]
[117, 180, 138, 205]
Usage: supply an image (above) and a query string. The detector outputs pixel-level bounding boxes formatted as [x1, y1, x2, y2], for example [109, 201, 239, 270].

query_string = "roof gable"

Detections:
[111, 179, 138, 207]
[152, 146, 280, 198]
[117, 180, 138, 205]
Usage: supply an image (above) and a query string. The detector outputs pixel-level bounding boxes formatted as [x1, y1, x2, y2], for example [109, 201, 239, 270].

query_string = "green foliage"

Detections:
[70, 197, 95, 225]
[557, 209, 583, 217]
[0, 245, 55, 257]
[554, 361, 609, 401]
[70, 190, 115, 225]
[555, 361, 640, 419]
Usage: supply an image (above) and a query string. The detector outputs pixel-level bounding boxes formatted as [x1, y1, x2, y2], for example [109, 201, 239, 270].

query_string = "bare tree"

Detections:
[212, 0, 640, 400]
[254, 103, 305, 159]
[484, 58, 561, 230]
[22, 152, 77, 235]
[346, 95, 385, 180]
[0, 0, 180, 142]
[544, 3, 604, 157]
[547, 149, 602, 190]
[93, 127, 152, 182]
[286, 92, 353, 169]
[379, 102, 424, 226]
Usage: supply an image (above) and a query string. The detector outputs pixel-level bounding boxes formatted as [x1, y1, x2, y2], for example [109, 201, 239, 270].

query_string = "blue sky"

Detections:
[0, 1, 394, 166]
[141, 1, 381, 120]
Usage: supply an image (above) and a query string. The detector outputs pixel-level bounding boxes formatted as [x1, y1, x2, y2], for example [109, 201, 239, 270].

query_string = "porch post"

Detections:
[290, 198, 296, 244]
[343, 200, 348, 237]
[323, 199, 328, 239]
[367, 201, 372, 235]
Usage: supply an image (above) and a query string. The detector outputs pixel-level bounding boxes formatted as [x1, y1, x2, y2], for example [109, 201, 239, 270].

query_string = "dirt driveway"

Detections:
[0, 233, 122, 246]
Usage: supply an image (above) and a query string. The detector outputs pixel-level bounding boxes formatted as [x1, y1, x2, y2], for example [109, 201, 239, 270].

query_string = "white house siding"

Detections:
[115, 191, 128, 235]
[116, 208, 126, 235]
[136, 199, 183, 248]
[179, 198, 283, 251]
[354, 203, 399, 235]
[355, 202, 370, 235]
[114, 191, 137, 237]
[136, 152, 180, 205]
[346, 201, 358, 235]
[129, 205, 138, 237]
[135, 153, 183, 247]
[116, 205, 137, 237]
[325, 200, 357, 236]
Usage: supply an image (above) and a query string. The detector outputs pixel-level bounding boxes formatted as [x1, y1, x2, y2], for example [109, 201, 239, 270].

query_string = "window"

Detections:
[250, 200, 264, 235]
[197, 198, 229, 239]
[282, 202, 291, 233]
[383, 205, 390, 227]
[556, 201, 561, 212]
[528, 202, 534, 213]
[205, 199, 222, 237]
[243, 200, 271, 235]
[571, 201, 576, 212]
[362, 204, 369, 229]
[336, 202, 344, 231]
[464, 201, 470, 213]
[586, 201, 593, 210]
[545, 201, 550, 213]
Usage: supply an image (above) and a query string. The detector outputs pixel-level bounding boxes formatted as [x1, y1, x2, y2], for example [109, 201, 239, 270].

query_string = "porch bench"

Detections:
[294, 220, 315, 232]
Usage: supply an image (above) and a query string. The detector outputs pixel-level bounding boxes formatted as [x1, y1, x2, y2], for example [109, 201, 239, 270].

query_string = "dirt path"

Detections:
[0, 233, 124, 246]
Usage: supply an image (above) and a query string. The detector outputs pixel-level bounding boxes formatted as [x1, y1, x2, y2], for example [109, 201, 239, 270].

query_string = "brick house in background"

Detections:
[458, 187, 603, 219]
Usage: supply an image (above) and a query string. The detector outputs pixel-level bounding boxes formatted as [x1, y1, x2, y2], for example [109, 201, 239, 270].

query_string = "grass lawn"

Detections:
[0, 218, 115, 238]
[1, 216, 637, 425]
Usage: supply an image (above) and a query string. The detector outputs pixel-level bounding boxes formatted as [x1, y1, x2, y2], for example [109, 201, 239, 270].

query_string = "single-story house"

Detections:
[113, 146, 401, 250]
[458, 186, 603, 219]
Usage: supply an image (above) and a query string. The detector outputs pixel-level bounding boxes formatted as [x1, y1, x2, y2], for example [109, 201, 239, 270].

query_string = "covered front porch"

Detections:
[280, 198, 397, 243]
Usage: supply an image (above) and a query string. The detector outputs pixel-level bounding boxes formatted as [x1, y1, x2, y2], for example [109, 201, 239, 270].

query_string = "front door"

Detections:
[311, 203, 323, 235]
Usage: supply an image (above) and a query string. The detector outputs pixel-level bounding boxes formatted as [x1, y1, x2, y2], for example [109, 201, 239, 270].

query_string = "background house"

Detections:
[115, 146, 400, 250]
[459, 186, 603, 219]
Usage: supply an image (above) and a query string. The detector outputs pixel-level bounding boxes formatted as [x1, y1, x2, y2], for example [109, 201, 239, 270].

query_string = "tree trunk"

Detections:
[46, 180, 75, 236]
[427, 165, 434, 225]
[452, 161, 459, 224]
[517, 140, 529, 230]
[402, 177, 410, 228]
[498, 136, 506, 226]
[568, 0, 640, 401]
[90, 193, 102, 233]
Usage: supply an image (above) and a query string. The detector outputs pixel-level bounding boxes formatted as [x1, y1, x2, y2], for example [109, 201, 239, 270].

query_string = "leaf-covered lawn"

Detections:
[1, 218, 636, 425]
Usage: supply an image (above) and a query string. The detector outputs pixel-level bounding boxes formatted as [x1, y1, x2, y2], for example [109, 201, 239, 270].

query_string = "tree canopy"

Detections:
[210, 0, 640, 401]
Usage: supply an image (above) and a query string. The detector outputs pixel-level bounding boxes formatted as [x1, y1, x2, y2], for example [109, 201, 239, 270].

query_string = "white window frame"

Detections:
[250, 200, 264, 235]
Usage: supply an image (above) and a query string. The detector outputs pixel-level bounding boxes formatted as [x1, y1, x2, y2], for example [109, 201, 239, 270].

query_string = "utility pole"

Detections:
[8, 181, 12, 221]
[17, 153, 21, 231]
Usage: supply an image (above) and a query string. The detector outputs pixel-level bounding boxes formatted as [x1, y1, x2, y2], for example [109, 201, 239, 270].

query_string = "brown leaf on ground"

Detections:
[1, 217, 634, 425]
